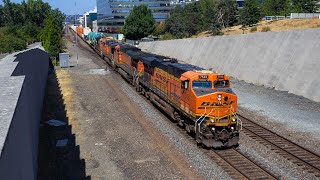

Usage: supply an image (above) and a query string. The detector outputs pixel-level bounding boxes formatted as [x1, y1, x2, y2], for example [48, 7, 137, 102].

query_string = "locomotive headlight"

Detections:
[217, 94, 222, 101]
[211, 127, 215, 131]
[210, 119, 215, 123]
[232, 118, 236, 122]
[231, 127, 234, 130]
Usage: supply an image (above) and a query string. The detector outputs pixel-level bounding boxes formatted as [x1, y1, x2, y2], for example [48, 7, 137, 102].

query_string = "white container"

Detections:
[83, 27, 92, 36]
[59, 53, 70, 68]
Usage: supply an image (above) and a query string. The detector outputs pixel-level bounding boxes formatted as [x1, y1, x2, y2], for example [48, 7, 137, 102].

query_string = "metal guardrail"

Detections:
[290, 13, 320, 19]
[265, 13, 320, 21]
[265, 16, 290, 20]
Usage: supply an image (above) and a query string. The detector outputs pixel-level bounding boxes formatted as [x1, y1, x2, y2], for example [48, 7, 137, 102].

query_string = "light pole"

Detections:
[75, 1, 79, 66]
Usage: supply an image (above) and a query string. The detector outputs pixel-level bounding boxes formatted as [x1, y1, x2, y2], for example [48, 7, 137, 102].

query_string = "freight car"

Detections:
[71, 27, 241, 148]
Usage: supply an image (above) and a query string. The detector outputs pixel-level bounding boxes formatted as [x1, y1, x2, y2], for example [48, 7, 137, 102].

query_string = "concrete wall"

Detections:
[139, 28, 320, 102]
[0, 47, 49, 179]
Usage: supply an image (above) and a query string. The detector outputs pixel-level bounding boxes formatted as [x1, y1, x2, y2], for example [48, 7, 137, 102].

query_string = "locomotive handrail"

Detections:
[195, 107, 207, 132]
[198, 108, 215, 134]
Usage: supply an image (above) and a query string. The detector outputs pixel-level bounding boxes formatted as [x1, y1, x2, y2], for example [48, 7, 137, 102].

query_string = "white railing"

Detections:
[290, 13, 320, 19]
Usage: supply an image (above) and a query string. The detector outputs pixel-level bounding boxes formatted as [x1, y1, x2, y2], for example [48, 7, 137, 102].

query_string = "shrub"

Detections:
[250, 26, 257, 32]
[261, 26, 271, 32]
[0, 35, 27, 53]
[161, 32, 174, 40]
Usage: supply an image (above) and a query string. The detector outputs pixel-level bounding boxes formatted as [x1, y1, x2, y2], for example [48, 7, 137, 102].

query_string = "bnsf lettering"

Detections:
[201, 102, 211, 106]
[156, 73, 168, 83]
[199, 101, 233, 108]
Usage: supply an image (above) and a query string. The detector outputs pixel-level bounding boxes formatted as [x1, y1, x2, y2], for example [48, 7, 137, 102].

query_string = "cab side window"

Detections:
[181, 80, 189, 90]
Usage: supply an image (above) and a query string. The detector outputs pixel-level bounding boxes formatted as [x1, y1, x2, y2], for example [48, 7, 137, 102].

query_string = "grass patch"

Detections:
[250, 27, 257, 32]
[261, 26, 271, 32]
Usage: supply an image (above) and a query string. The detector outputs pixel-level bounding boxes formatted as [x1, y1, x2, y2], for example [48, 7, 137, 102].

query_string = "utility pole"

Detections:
[75, 1, 79, 66]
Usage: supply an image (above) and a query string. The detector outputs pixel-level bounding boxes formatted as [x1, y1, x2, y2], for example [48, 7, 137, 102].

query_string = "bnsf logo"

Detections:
[156, 73, 168, 83]
[200, 102, 220, 107]
[199, 101, 233, 108]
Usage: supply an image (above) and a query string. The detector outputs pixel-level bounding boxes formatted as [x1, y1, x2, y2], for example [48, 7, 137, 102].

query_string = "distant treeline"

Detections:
[154, 0, 319, 39]
[0, 0, 65, 58]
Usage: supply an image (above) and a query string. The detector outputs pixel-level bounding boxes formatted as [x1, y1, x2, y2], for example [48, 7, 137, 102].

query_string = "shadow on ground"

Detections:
[38, 63, 90, 180]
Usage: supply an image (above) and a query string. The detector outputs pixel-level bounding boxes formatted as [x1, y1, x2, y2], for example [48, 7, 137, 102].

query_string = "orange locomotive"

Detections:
[101, 43, 241, 148]
[80, 30, 241, 148]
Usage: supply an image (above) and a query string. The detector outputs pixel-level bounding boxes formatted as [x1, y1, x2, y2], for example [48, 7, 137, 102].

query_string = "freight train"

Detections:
[72, 26, 241, 148]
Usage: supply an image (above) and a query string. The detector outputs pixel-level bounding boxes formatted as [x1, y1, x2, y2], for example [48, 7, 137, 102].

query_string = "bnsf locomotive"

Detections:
[76, 28, 241, 148]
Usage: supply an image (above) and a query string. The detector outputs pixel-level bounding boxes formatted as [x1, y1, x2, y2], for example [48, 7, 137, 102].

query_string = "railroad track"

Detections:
[209, 149, 277, 180]
[239, 114, 320, 178]
[173, 125, 278, 179]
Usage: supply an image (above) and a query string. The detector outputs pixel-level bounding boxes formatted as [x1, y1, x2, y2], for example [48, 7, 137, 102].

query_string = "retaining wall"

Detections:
[0, 47, 49, 179]
[139, 28, 320, 102]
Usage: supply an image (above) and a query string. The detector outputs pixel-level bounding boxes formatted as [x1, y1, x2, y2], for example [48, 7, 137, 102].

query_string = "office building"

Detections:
[83, 8, 98, 28]
[97, 0, 172, 32]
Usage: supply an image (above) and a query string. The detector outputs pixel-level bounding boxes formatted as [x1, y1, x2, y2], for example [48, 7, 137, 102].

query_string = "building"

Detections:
[83, 8, 98, 28]
[237, 0, 244, 8]
[97, 0, 172, 32]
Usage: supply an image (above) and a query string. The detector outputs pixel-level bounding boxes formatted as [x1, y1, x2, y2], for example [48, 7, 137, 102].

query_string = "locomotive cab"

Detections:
[181, 70, 240, 148]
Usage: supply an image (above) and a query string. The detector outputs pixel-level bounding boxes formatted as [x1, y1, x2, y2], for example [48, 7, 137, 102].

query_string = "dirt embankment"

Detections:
[195, 19, 320, 37]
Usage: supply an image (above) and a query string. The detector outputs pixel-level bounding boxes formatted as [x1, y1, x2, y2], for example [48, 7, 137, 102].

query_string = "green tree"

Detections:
[161, 32, 174, 40]
[216, 0, 238, 28]
[184, 3, 203, 36]
[263, 0, 292, 16]
[165, 5, 187, 38]
[27, 0, 51, 26]
[123, 5, 155, 40]
[2, 0, 25, 25]
[153, 22, 165, 36]
[198, 0, 217, 29]
[0, 5, 4, 27]
[292, 0, 319, 13]
[0, 0, 64, 54]
[239, 0, 261, 27]
[39, 15, 62, 57]
[51, 8, 66, 29]
[165, 0, 222, 38]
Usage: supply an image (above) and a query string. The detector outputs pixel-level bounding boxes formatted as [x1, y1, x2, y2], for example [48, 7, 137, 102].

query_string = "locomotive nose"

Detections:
[209, 93, 228, 103]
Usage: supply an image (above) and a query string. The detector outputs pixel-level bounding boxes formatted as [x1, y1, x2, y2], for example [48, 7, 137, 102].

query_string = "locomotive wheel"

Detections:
[201, 143, 210, 150]
[185, 124, 194, 136]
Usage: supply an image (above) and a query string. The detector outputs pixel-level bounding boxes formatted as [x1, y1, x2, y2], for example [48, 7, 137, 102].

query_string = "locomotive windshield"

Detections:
[214, 80, 229, 88]
[192, 81, 212, 89]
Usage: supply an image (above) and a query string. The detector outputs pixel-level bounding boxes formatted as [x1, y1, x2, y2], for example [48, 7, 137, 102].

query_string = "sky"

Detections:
[0, 0, 96, 15]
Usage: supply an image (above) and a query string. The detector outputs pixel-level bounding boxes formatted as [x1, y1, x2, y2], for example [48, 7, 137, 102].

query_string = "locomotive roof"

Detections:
[120, 44, 140, 52]
[169, 63, 204, 71]
[155, 61, 204, 78]
[126, 50, 145, 60]
[106, 39, 116, 44]
[140, 56, 158, 66]
[110, 42, 120, 48]
[126, 50, 204, 78]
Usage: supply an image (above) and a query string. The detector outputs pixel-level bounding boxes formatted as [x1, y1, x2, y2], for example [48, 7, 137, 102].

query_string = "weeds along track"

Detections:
[67, 28, 280, 179]
[239, 114, 320, 178]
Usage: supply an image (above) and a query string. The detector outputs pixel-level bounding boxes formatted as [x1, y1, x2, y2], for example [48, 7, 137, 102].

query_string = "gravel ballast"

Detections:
[232, 79, 320, 156]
